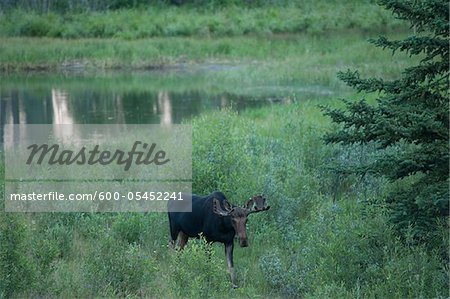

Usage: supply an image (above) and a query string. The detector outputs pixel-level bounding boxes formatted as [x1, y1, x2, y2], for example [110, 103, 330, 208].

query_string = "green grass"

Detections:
[0, 31, 417, 85]
[0, 3, 405, 39]
[0, 0, 411, 72]
[0, 102, 448, 298]
[0, 2, 446, 296]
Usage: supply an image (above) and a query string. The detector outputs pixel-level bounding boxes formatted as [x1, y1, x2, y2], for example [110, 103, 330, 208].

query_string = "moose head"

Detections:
[212, 195, 270, 247]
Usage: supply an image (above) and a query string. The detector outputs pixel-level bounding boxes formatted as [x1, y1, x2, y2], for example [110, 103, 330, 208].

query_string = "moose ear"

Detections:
[213, 198, 233, 216]
[223, 199, 233, 211]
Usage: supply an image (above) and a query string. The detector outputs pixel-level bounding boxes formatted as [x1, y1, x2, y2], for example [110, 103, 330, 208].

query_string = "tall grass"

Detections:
[0, 0, 393, 13]
[0, 102, 447, 298]
[0, 2, 446, 295]
[0, 3, 405, 39]
[0, 30, 417, 77]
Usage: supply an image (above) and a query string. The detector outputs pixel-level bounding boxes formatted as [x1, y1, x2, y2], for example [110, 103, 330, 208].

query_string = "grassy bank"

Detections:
[0, 3, 404, 39]
[1, 102, 448, 298]
[0, 30, 416, 77]
[0, 0, 410, 72]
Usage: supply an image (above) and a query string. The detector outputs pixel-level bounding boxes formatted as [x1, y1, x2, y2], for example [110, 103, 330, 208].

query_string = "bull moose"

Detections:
[167, 191, 270, 287]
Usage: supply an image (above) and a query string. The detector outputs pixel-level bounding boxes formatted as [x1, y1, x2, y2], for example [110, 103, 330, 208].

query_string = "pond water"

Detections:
[0, 67, 336, 145]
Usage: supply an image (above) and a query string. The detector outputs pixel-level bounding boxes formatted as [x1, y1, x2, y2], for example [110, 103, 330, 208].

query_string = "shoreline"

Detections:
[0, 29, 412, 74]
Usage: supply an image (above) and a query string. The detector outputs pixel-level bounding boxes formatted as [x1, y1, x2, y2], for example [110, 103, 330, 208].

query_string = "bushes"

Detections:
[84, 235, 156, 296]
[0, 0, 157, 13]
[0, 0, 389, 13]
[112, 213, 145, 244]
[192, 109, 256, 198]
[0, 4, 403, 39]
[259, 199, 448, 298]
[191, 103, 333, 202]
[191, 104, 447, 298]
[0, 102, 447, 298]
[0, 214, 36, 298]
[167, 237, 230, 297]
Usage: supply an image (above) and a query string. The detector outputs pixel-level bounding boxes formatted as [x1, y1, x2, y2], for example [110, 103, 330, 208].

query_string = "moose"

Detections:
[167, 191, 270, 287]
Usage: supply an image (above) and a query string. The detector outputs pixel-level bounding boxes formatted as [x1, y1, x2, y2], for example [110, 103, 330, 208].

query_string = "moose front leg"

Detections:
[225, 242, 237, 288]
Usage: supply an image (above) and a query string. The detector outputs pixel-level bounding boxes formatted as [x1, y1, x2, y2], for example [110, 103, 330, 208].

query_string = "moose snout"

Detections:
[239, 238, 248, 247]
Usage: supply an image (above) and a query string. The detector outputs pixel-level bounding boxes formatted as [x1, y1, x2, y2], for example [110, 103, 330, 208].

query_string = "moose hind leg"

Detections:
[177, 231, 189, 250]
[168, 219, 179, 249]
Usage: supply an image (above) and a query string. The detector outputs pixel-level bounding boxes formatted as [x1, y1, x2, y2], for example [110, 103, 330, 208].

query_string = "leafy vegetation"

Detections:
[322, 0, 449, 244]
[0, 0, 448, 298]
[0, 0, 409, 72]
[0, 4, 403, 39]
[0, 0, 407, 73]
[0, 102, 448, 298]
[0, 30, 416, 76]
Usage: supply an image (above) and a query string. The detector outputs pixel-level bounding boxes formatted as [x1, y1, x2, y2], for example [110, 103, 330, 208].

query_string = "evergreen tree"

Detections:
[322, 0, 449, 242]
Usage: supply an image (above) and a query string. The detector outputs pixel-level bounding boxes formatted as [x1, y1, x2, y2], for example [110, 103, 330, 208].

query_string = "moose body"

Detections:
[167, 191, 269, 287]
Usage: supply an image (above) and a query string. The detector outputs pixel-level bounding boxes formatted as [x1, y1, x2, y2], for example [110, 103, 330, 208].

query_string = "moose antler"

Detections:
[213, 198, 234, 216]
[244, 198, 254, 210]
[245, 195, 270, 215]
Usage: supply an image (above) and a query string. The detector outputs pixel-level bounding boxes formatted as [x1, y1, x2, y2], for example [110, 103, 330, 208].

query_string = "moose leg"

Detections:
[168, 215, 179, 249]
[169, 236, 176, 249]
[225, 242, 237, 288]
[177, 231, 189, 250]
[169, 230, 178, 249]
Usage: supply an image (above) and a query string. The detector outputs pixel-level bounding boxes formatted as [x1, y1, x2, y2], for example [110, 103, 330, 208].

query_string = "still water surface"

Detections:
[0, 67, 336, 145]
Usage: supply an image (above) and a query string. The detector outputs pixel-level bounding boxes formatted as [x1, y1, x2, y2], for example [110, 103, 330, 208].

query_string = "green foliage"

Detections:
[0, 0, 391, 12]
[0, 4, 403, 39]
[83, 235, 156, 296]
[0, 101, 447, 298]
[0, 0, 160, 12]
[0, 8, 447, 294]
[0, 30, 416, 76]
[191, 102, 333, 204]
[167, 237, 230, 297]
[50, 259, 86, 297]
[192, 109, 257, 197]
[260, 200, 448, 298]
[322, 0, 449, 242]
[0, 214, 36, 298]
[112, 213, 145, 244]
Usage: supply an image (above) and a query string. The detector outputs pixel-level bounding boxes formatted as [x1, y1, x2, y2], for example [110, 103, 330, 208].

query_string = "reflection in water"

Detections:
[52, 89, 81, 142]
[52, 89, 73, 124]
[114, 94, 126, 124]
[3, 92, 27, 124]
[158, 91, 172, 128]
[0, 85, 281, 147]
[2, 93, 29, 149]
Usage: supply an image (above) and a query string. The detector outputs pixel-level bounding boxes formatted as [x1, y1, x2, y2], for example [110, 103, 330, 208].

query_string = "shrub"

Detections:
[259, 199, 448, 298]
[167, 237, 230, 298]
[112, 213, 145, 244]
[322, 0, 449, 243]
[192, 109, 257, 198]
[31, 235, 60, 293]
[83, 235, 156, 296]
[0, 214, 36, 298]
